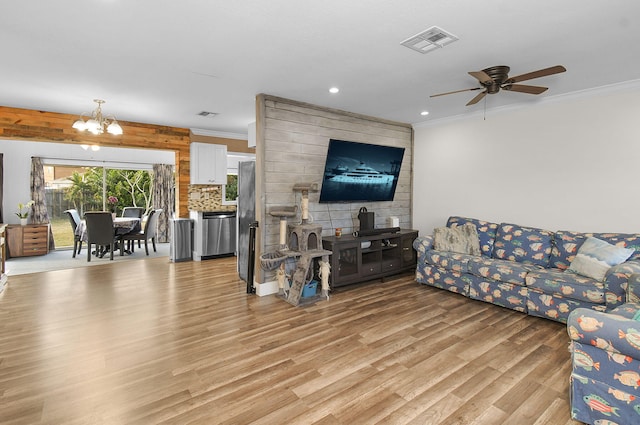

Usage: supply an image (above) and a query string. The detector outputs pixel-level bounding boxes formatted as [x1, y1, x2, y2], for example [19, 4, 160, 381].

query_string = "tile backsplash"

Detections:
[188, 185, 236, 212]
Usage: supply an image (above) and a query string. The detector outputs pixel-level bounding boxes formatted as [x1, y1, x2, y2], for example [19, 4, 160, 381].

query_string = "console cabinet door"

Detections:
[190, 142, 227, 184]
[401, 232, 418, 268]
[331, 241, 360, 284]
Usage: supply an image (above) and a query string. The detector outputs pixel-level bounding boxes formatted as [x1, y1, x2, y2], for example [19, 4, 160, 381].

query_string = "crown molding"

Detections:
[413, 78, 640, 129]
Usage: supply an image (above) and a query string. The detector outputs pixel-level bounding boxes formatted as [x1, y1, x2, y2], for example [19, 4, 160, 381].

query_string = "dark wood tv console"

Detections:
[322, 229, 418, 288]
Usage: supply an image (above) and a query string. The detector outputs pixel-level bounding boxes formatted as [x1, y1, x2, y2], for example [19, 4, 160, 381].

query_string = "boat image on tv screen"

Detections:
[319, 139, 405, 203]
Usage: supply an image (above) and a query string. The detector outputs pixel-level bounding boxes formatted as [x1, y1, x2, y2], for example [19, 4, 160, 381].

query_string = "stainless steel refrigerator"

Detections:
[236, 160, 256, 282]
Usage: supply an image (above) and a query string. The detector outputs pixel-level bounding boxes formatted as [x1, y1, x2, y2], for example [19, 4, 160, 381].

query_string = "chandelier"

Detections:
[72, 99, 123, 136]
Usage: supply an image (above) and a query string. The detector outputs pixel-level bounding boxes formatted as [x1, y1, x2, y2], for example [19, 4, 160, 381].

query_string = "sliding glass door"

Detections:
[44, 164, 152, 249]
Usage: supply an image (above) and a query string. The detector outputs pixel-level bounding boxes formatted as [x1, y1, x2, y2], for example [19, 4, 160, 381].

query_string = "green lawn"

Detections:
[51, 217, 74, 248]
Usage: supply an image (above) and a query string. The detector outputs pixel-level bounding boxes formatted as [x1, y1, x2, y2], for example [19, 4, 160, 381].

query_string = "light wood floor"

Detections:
[0, 257, 583, 425]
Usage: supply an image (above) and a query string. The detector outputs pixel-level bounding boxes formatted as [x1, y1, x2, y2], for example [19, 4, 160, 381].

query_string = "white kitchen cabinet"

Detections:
[190, 142, 227, 184]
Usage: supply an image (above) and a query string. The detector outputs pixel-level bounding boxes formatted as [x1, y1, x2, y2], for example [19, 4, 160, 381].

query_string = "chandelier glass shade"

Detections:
[72, 99, 123, 135]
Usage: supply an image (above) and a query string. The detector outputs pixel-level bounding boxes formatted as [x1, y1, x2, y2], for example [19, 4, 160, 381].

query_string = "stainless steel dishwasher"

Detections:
[201, 211, 236, 258]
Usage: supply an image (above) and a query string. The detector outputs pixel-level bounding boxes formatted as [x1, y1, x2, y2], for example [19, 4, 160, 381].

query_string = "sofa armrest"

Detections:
[413, 235, 433, 258]
[604, 260, 640, 309]
[568, 307, 640, 360]
[628, 274, 640, 304]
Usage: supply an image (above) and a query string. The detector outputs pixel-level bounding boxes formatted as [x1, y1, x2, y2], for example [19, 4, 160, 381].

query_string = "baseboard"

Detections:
[255, 279, 278, 296]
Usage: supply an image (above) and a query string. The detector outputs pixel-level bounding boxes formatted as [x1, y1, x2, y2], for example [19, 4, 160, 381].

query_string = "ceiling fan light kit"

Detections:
[72, 99, 123, 136]
[431, 64, 567, 106]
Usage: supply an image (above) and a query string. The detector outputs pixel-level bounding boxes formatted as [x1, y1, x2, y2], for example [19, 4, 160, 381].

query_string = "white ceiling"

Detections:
[2, 1, 639, 136]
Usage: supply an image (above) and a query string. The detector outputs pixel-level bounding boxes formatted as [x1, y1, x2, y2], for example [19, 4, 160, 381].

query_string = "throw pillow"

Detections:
[433, 223, 481, 256]
[447, 216, 499, 257]
[568, 236, 635, 281]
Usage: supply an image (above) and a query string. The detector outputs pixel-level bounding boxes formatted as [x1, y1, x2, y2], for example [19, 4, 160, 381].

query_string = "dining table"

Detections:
[75, 216, 141, 256]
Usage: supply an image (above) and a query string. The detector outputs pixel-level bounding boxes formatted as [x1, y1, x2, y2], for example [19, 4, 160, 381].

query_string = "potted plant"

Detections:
[107, 196, 118, 218]
[16, 200, 35, 225]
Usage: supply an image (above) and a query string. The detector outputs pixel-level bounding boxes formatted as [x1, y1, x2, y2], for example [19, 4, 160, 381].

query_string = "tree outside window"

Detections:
[225, 174, 238, 202]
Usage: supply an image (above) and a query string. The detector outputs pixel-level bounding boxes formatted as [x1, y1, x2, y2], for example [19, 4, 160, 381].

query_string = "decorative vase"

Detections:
[20, 218, 28, 226]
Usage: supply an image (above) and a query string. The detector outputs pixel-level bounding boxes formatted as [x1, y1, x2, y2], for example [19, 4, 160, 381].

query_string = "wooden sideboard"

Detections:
[6, 224, 50, 258]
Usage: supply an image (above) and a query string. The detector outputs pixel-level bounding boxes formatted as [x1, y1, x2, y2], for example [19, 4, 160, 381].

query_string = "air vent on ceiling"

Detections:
[401, 26, 458, 54]
[197, 111, 218, 118]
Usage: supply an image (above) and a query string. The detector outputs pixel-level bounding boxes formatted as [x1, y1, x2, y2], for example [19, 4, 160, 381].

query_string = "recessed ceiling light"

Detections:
[329, 87, 339, 94]
[420, 111, 429, 116]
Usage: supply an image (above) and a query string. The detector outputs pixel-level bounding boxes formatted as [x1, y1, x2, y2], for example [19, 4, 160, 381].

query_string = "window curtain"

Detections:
[152, 164, 174, 243]
[30, 157, 55, 250]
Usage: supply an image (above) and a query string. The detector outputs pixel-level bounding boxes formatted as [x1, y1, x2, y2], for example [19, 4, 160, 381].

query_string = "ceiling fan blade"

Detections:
[466, 91, 487, 106]
[507, 65, 566, 83]
[468, 71, 492, 84]
[430, 87, 482, 98]
[503, 84, 548, 94]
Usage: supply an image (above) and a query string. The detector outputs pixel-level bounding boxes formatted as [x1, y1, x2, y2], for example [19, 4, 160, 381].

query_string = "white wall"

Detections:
[0, 140, 174, 225]
[413, 82, 640, 236]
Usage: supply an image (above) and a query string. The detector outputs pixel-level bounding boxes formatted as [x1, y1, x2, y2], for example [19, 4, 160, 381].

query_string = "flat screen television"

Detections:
[319, 139, 405, 203]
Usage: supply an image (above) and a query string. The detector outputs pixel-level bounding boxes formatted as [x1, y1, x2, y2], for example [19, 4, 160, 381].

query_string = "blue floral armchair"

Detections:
[567, 274, 640, 424]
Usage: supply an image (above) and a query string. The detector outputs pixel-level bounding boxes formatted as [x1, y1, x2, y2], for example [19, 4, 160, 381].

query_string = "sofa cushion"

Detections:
[530, 293, 606, 323]
[466, 256, 538, 285]
[469, 279, 528, 313]
[433, 223, 481, 256]
[526, 268, 605, 304]
[491, 223, 553, 267]
[568, 237, 634, 281]
[446, 216, 499, 257]
[551, 230, 640, 270]
[416, 264, 471, 295]
[424, 250, 473, 273]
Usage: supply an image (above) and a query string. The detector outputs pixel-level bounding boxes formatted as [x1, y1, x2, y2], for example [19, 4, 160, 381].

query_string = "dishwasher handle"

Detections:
[202, 212, 236, 219]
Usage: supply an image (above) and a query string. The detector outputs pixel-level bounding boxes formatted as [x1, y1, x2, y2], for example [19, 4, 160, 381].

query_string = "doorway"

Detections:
[44, 164, 153, 249]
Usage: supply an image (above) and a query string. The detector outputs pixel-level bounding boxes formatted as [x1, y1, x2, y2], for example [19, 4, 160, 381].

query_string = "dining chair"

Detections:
[84, 212, 117, 261]
[122, 207, 145, 248]
[64, 209, 82, 258]
[122, 207, 145, 219]
[121, 209, 162, 256]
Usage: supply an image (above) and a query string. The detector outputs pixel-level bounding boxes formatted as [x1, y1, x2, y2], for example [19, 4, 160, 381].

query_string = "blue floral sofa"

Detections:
[567, 274, 640, 424]
[413, 216, 640, 323]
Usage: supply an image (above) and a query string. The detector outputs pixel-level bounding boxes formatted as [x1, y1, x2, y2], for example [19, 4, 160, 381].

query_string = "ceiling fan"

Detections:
[431, 65, 567, 106]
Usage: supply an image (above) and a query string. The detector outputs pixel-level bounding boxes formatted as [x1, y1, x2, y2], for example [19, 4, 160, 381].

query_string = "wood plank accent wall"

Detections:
[0, 106, 250, 218]
[190, 132, 254, 154]
[255, 94, 413, 283]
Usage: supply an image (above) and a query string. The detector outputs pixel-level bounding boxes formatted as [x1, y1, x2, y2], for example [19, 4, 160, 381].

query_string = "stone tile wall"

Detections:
[188, 184, 236, 212]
